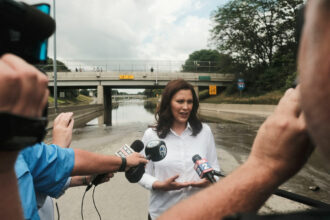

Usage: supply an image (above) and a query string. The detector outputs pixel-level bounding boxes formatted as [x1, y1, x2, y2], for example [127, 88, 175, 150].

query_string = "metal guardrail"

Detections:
[46, 71, 235, 83]
[36, 60, 230, 73]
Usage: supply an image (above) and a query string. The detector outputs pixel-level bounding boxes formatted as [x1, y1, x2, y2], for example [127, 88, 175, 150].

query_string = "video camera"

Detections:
[0, 0, 55, 151]
[0, 0, 55, 64]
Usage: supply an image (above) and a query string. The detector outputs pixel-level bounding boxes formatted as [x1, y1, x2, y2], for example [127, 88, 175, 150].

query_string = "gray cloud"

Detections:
[23, 0, 220, 63]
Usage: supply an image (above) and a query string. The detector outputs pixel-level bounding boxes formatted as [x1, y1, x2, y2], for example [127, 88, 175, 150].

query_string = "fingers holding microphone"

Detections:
[125, 152, 148, 170]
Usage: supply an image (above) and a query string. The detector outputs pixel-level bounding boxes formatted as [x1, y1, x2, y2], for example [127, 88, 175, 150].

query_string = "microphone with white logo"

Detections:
[192, 154, 224, 184]
[125, 140, 167, 183]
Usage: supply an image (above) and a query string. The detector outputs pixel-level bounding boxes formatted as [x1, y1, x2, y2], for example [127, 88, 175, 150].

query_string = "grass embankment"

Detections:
[48, 94, 93, 107]
[200, 90, 284, 105]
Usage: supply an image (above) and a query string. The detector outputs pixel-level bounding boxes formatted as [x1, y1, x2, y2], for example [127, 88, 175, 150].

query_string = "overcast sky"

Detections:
[24, 0, 229, 93]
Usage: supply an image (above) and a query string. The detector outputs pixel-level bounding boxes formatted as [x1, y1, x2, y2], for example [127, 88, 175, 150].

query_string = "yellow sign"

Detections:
[209, 85, 217, 95]
[119, 75, 134, 80]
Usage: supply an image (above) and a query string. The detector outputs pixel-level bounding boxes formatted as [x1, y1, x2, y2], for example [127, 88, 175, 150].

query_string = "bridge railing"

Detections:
[36, 60, 237, 74]
[46, 71, 235, 82]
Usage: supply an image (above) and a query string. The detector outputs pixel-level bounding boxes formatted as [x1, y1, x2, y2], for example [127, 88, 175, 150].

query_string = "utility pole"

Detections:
[53, 0, 58, 111]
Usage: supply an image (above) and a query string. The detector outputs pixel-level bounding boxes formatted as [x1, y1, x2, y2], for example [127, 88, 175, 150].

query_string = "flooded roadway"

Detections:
[55, 100, 330, 220]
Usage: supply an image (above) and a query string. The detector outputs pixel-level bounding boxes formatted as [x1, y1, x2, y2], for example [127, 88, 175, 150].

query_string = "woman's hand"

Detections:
[189, 178, 211, 188]
[152, 175, 191, 191]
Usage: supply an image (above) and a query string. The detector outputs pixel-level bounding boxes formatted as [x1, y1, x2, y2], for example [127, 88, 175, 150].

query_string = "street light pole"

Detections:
[53, 0, 58, 111]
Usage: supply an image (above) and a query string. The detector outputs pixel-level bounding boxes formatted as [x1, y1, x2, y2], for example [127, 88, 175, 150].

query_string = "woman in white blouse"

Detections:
[139, 79, 220, 220]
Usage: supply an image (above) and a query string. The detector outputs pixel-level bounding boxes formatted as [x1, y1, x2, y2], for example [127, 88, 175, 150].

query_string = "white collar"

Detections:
[170, 122, 192, 136]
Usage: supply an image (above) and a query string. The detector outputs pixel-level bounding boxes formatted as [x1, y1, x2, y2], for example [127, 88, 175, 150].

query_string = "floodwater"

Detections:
[55, 100, 330, 220]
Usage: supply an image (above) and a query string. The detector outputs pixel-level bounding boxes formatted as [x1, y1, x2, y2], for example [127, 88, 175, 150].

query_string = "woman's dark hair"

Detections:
[155, 78, 202, 138]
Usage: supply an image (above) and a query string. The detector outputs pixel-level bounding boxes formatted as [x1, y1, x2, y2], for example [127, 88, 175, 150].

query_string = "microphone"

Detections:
[145, 140, 167, 161]
[192, 154, 220, 183]
[86, 140, 144, 191]
[125, 140, 167, 183]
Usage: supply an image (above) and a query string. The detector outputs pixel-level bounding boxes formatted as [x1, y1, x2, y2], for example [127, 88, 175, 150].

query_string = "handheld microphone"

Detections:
[125, 140, 167, 183]
[192, 154, 222, 184]
[86, 140, 144, 191]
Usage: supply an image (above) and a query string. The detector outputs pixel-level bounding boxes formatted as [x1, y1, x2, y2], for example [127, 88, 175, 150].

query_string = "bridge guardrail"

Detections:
[46, 72, 235, 82]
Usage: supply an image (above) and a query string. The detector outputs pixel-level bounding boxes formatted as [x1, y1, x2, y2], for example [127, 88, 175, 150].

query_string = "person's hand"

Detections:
[189, 178, 211, 188]
[247, 87, 314, 184]
[0, 54, 48, 170]
[125, 152, 148, 169]
[52, 112, 74, 148]
[90, 173, 114, 185]
[152, 175, 191, 191]
[0, 54, 49, 118]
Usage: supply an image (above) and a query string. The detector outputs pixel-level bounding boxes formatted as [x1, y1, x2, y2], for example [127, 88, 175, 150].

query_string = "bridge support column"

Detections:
[103, 87, 112, 126]
[97, 85, 104, 104]
[97, 85, 104, 125]
[193, 86, 199, 99]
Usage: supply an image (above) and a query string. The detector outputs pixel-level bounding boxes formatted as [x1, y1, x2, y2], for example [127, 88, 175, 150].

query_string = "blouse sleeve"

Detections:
[204, 124, 221, 175]
[138, 128, 159, 190]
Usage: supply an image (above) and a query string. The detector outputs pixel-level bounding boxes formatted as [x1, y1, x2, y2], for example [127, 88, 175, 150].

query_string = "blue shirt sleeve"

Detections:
[20, 143, 75, 198]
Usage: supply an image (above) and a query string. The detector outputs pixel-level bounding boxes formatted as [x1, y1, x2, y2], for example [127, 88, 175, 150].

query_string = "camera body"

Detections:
[0, 0, 55, 150]
[0, 0, 55, 64]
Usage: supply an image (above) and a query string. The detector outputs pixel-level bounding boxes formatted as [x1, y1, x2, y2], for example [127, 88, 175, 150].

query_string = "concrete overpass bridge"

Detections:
[46, 71, 234, 88]
[46, 71, 235, 125]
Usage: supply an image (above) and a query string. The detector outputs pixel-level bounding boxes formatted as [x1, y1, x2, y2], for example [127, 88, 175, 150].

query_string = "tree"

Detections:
[210, 0, 303, 94]
[80, 89, 89, 96]
[182, 49, 239, 73]
[210, 0, 303, 68]
[37, 58, 70, 72]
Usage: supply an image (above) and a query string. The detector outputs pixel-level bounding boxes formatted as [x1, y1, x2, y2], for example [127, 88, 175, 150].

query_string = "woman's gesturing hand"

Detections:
[152, 175, 191, 191]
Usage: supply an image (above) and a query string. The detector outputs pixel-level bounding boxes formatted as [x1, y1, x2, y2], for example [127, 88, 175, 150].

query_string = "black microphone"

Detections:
[125, 140, 167, 183]
[86, 140, 144, 191]
[192, 154, 217, 183]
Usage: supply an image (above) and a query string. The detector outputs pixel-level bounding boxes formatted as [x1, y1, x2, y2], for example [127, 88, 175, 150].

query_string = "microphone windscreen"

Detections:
[130, 140, 144, 152]
[145, 140, 167, 162]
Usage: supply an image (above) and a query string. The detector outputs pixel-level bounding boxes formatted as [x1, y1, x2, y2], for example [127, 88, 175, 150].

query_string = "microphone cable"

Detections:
[81, 184, 102, 220]
[55, 200, 60, 220]
[92, 186, 102, 220]
[81, 187, 88, 220]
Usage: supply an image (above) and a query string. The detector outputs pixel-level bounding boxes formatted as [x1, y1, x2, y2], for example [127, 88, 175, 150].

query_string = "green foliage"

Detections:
[112, 89, 119, 95]
[284, 71, 297, 90]
[182, 49, 239, 73]
[202, 90, 283, 105]
[210, 0, 303, 67]
[143, 88, 163, 98]
[79, 89, 89, 96]
[199, 89, 210, 100]
[210, 0, 303, 94]
[37, 58, 70, 72]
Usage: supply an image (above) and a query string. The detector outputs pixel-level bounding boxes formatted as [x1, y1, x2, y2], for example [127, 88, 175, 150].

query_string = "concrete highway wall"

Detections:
[199, 103, 276, 126]
[47, 104, 103, 130]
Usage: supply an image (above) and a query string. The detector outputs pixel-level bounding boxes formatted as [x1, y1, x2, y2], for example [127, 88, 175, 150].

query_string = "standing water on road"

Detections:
[56, 100, 330, 220]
